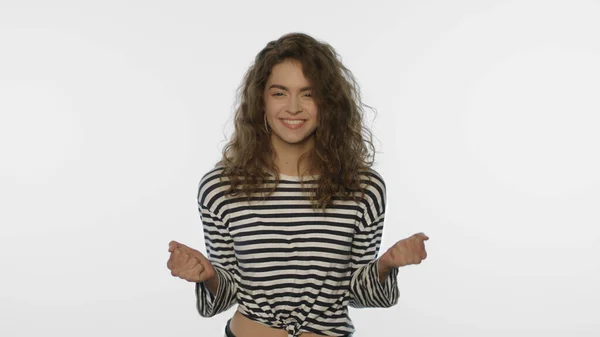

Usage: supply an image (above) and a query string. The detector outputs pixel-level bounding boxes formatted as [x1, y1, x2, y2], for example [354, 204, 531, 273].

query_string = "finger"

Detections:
[181, 255, 200, 271]
[180, 245, 206, 262]
[172, 241, 195, 254]
[178, 264, 200, 281]
[174, 243, 194, 256]
[171, 243, 207, 265]
[167, 253, 182, 270]
[176, 242, 192, 251]
[411, 239, 422, 252]
[190, 249, 207, 262]
[170, 259, 194, 277]
[169, 241, 179, 252]
[415, 232, 429, 241]
[177, 249, 191, 263]
[179, 263, 204, 282]
[172, 250, 190, 269]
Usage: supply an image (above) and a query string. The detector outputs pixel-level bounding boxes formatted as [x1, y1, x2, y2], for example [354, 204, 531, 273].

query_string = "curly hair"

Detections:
[216, 32, 379, 211]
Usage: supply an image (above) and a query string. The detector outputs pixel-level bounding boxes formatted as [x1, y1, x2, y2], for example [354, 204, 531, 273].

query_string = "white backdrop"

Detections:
[1, 0, 599, 336]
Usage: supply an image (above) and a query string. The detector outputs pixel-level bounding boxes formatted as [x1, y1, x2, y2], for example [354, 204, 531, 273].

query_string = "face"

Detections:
[263, 59, 319, 151]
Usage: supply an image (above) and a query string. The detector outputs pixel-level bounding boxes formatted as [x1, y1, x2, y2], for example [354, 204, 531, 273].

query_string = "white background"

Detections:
[1, 0, 599, 336]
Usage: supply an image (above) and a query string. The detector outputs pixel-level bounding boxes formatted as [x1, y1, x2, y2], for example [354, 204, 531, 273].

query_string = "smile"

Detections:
[280, 119, 306, 129]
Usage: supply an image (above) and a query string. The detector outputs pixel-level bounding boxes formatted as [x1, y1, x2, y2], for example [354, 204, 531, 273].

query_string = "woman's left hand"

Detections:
[379, 232, 429, 269]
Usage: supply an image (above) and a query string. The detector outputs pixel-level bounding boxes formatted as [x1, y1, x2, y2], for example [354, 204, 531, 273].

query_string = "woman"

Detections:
[167, 32, 429, 337]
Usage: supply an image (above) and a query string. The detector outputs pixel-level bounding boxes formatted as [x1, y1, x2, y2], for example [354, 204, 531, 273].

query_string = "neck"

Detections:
[271, 136, 316, 176]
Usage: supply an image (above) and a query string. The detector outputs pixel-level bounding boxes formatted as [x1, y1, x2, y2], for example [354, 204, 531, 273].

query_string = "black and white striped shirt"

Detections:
[195, 166, 399, 337]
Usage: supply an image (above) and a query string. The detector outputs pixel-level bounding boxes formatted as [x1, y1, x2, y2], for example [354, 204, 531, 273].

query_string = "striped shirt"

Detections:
[195, 166, 399, 337]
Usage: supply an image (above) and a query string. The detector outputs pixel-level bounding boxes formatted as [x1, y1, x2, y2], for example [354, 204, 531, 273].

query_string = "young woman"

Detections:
[167, 32, 429, 337]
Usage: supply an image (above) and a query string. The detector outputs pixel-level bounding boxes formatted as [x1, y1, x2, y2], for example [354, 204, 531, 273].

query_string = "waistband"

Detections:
[225, 318, 235, 337]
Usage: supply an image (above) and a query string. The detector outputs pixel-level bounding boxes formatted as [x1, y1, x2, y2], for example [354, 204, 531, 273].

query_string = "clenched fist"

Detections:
[167, 240, 216, 283]
[379, 232, 429, 269]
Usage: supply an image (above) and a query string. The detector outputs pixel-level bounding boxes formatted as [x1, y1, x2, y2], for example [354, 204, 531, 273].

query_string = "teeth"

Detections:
[282, 119, 304, 125]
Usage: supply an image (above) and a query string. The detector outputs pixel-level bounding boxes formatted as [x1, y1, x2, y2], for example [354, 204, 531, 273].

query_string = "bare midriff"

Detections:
[230, 310, 329, 337]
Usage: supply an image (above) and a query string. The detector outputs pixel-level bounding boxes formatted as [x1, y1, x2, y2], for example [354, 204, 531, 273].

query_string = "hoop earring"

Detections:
[264, 114, 270, 134]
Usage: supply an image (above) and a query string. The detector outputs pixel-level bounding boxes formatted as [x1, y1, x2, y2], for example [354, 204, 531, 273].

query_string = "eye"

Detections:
[272, 92, 312, 97]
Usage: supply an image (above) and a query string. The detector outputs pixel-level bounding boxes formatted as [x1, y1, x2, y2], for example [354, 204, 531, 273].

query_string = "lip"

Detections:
[279, 118, 306, 129]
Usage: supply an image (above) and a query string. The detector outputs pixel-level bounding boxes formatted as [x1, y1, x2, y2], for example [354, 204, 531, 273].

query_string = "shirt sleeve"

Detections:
[195, 171, 238, 317]
[348, 171, 400, 308]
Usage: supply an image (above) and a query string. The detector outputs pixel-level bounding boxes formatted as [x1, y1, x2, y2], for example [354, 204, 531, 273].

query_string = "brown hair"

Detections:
[216, 32, 379, 211]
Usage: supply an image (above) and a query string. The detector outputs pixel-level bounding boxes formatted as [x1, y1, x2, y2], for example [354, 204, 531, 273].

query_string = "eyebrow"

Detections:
[268, 84, 312, 92]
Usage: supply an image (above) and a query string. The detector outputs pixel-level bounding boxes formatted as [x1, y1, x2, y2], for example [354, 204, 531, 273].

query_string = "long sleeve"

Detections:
[348, 171, 399, 308]
[195, 172, 238, 317]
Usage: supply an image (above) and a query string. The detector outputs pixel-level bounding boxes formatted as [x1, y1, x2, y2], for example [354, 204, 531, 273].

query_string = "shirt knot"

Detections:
[284, 321, 302, 336]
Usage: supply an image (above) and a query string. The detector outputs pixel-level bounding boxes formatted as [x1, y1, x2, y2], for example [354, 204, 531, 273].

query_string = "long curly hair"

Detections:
[216, 32, 379, 211]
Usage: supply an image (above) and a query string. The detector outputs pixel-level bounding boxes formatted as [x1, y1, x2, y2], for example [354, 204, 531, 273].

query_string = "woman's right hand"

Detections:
[167, 240, 216, 283]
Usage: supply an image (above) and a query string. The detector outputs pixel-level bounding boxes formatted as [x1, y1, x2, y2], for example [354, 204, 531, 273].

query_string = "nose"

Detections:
[286, 96, 303, 114]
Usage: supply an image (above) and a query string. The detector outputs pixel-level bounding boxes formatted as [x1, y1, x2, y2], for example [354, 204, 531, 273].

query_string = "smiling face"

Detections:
[263, 59, 319, 154]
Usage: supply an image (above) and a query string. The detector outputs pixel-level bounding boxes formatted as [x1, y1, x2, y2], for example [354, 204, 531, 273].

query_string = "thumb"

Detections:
[175, 243, 204, 260]
[416, 232, 429, 241]
[168, 240, 180, 252]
